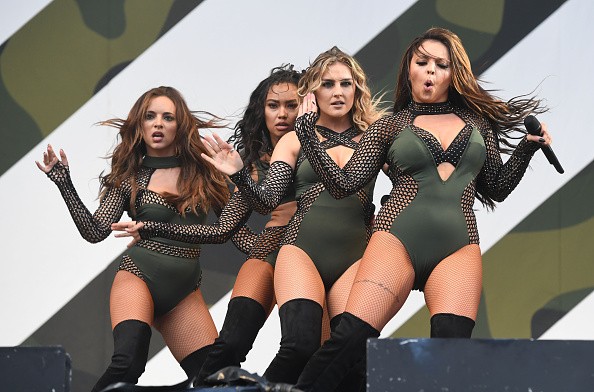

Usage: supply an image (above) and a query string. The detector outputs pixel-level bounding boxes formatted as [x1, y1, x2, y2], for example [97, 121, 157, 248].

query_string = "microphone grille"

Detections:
[524, 115, 541, 135]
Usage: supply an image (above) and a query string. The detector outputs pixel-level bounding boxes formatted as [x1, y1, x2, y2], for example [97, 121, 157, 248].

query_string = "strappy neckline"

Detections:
[409, 100, 454, 115]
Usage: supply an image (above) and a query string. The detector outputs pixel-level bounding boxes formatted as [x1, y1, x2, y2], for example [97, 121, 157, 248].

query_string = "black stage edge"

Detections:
[0, 346, 71, 391]
[367, 338, 594, 392]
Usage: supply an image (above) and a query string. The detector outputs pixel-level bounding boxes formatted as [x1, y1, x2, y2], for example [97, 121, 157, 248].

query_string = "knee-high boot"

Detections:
[263, 298, 323, 384]
[430, 313, 475, 338]
[194, 296, 267, 384]
[92, 319, 152, 392]
[295, 312, 379, 392]
[180, 344, 213, 380]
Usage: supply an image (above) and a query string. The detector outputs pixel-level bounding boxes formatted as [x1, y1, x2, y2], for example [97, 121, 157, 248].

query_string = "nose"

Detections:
[154, 115, 163, 128]
[278, 105, 288, 119]
[427, 61, 435, 75]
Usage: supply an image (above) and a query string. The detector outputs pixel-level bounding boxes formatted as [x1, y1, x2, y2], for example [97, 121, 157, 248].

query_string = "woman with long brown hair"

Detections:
[293, 27, 554, 391]
[36, 86, 253, 391]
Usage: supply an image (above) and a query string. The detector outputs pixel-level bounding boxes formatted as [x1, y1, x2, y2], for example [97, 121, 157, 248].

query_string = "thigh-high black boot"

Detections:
[430, 313, 475, 338]
[92, 319, 152, 392]
[263, 299, 323, 384]
[295, 312, 379, 392]
[330, 314, 366, 392]
[194, 296, 267, 384]
[180, 344, 213, 380]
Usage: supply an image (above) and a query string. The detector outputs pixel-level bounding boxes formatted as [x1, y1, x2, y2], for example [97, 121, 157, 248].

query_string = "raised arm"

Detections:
[476, 116, 550, 202]
[36, 145, 127, 243]
[295, 112, 394, 199]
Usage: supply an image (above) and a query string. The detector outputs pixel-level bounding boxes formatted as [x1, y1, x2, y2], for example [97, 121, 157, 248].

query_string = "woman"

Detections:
[293, 27, 553, 391]
[36, 86, 253, 391]
[202, 46, 385, 388]
[194, 64, 304, 383]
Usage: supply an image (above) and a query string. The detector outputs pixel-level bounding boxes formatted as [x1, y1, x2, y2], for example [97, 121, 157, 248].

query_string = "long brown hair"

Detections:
[99, 86, 229, 214]
[298, 46, 386, 131]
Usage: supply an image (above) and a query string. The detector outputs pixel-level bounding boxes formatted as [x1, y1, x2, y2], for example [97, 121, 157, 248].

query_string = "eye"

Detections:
[287, 103, 299, 110]
[340, 81, 352, 87]
[321, 81, 334, 88]
[145, 113, 155, 120]
[267, 102, 279, 109]
[164, 115, 175, 122]
[437, 63, 449, 69]
[416, 61, 427, 66]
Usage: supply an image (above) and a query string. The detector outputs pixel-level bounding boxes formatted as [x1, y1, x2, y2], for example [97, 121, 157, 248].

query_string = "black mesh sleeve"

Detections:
[229, 161, 294, 214]
[212, 195, 258, 255]
[295, 112, 394, 199]
[140, 191, 252, 244]
[46, 162, 127, 243]
[475, 117, 540, 202]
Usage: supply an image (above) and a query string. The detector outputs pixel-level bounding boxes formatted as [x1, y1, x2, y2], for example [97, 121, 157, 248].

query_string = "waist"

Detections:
[135, 239, 201, 259]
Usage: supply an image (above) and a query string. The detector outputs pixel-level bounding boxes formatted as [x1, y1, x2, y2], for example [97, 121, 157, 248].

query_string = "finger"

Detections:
[60, 149, 69, 167]
[212, 133, 231, 150]
[202, 137, 218, 157]
[201, 152, 218, 167]
[114, 232, 130, 238]
[203, 135, 220, 151]
[47, 144, 57, 162]
[35, 161, 46, 172]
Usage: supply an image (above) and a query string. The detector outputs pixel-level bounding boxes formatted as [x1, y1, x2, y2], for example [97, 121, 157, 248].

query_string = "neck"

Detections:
[316, 113, 353, 133]
[409, 100, 453, 115]
[142, 155, 181, 169]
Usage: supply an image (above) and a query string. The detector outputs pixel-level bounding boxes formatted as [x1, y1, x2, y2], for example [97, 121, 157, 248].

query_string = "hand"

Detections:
[201, 133, 244, 175]
[526, 122, 552, 146]
[112, 221, 145, 248]
[35, 144, 68, 173]
[298, 92, 318, 118]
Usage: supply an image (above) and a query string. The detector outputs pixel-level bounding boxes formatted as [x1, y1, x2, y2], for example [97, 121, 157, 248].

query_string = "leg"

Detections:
[91, 271, 154, 392]
[263, 245, 325, 384]
[424, 244, 482, 338]
[195, 259, 273, 384]
[153, 288, 217, 378]
[297, 231, 416, 392]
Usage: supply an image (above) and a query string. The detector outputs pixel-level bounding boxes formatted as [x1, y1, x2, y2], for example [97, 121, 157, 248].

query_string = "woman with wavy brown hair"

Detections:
[202, 47, 385, 389]
[36, 86, 253, 391]
[292, 27, 554, 391]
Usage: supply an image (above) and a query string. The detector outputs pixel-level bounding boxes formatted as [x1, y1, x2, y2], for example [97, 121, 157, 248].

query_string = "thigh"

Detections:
[346, 231, 416, 331]
[110, 270, 154, 329]
[274, 245, 325, 308]
[326, 260, 360, 320]
[231, 258, 275, 315]
[154, 289, 217, 362]
[424, 244, 482, 320]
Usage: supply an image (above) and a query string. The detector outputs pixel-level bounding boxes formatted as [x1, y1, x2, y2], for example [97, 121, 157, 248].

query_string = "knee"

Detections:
[430, 313, 475, 338]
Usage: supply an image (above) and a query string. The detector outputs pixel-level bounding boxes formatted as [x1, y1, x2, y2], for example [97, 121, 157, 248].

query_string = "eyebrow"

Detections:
[322, 78, 353, 82]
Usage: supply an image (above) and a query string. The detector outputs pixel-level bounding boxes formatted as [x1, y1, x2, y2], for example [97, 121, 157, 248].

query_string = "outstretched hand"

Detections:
[112, 221, 145, 248]
[201, 133, 244, 175]
[35, 144, 68, 173]
[526, 122, 553, 146]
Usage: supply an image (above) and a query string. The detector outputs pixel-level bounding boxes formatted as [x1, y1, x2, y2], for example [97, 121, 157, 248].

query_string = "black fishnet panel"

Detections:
[109, 270, 154, 329]
[295, 111, 410, 199]
[248, 226, 286, 261]
[326, 260, 360, 320]
[230, 161, 294, 215]
[412, 124, 473, 166]
[231, 259, 275, 314]
[281, 183, 325, 246]
[461, 182, 479, 244]
[346, 232, 415, 331]
[140, 191, 251, 244]
[118, 255, 145, 281]
[46, 162, 129, 243]
[424, 244, 482, 320]
[137, 188, 179, 214]
[154, 289, 218, 362]
[274, 245, 325, 308]
[136, 239, 201, 258]
[230, 225, 258, 255]
[316, 125, 361, 150]
[373, 167, 418, 233]
[465, 110, 540, 202]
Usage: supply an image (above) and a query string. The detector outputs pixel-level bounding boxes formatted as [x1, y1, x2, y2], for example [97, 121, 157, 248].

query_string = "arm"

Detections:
[295, 112, 392, 199]
[212, 190, 258, 255]
[476, 117, 546, 202]
[36, 145, 126, 243]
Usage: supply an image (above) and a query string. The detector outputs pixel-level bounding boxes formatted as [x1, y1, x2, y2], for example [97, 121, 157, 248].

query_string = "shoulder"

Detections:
[270, 131, 299, 168]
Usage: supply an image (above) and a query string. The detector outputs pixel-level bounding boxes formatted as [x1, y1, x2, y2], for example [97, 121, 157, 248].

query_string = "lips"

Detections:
[331, 101, 345, 107]
[275, 122, 291, 131]
[151, 131, 164, 142]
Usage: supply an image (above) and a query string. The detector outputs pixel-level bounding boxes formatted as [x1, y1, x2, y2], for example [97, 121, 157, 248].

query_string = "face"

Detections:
[314, 62, 355, 120]
[142, 95, 178, 157]
[409, 39, 452, 103]
[264, 83, 299, 147]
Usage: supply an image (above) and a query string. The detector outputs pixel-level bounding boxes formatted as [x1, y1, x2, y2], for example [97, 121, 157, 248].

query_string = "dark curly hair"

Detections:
[228, 64, 303, 169]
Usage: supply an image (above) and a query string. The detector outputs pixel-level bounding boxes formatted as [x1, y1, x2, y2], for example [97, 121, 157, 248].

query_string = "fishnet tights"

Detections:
[109, 271, 217, 362]
[231, 259, 275, 315]
[424, 244, 482, 320]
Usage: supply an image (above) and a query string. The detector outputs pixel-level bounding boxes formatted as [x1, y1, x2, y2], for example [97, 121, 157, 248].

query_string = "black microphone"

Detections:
[524, 115, 564, 174]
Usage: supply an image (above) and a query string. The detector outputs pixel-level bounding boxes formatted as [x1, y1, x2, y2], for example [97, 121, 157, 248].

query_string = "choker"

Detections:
[142, 155, 181, 169]
[409, 100, 454, 115]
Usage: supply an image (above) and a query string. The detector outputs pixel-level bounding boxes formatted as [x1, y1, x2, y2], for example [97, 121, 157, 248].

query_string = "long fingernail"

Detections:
[539, 137, 545, 143]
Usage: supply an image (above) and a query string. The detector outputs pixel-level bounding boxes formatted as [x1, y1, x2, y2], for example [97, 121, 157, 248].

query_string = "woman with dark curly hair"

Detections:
[202, 47, 385, 389]
[36, 86, 254, 391]
[194, 64, 305, 383]
[292, 27, 554, 391]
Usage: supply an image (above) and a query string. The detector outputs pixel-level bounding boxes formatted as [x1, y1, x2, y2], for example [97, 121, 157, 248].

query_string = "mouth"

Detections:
[424, 80, 434, 89]
[151, 131, 164, 142]
[275, 122, 291, 131]
[331, 101, 345, 107]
